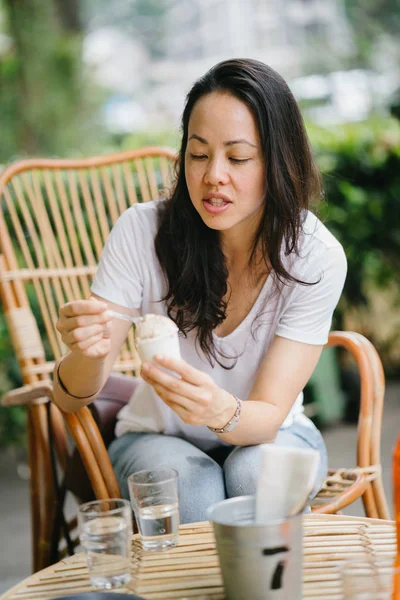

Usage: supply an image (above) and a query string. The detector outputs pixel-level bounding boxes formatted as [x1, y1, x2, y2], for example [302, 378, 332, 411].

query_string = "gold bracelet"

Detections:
[54, 358, 101, 401]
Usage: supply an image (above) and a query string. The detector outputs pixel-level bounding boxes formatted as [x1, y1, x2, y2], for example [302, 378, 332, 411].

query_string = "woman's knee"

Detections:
[223, 418, 327, 504]
[223, 445, 261, 498]
[223, 424, 327, 501]
[177, 453, 226, 523]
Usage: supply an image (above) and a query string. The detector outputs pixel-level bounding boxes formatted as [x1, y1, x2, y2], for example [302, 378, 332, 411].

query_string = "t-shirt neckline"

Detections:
[212, 273, 274, 342]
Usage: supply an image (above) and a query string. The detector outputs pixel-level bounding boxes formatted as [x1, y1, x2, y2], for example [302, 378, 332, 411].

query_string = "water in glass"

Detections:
[129, 467, 180, 551]
[81, 515, 131, 589]
[137, 500, 179, 551]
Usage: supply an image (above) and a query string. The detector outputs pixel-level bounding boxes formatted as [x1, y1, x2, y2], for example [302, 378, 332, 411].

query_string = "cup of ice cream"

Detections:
[134, 314, 181, 364]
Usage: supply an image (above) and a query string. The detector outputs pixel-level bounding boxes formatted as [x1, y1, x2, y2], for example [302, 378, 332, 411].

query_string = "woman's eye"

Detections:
[189, 153, 207, 160]
[229, 157, 250, 164]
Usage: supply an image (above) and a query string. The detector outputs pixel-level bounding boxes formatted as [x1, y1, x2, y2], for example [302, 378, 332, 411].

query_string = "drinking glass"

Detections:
[341, 556, 400, 599]
[78, 498, 132, 589]
[128, 467, 180, 551]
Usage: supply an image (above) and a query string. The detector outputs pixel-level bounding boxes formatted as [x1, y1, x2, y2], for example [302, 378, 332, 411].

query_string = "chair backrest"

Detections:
[0, 147, 176, 386]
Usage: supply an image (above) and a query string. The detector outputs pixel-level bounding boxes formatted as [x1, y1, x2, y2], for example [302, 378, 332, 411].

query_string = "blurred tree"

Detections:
[53, 0, 81, 32]
[343, 0, 400, 68]
[0, 0, 103, 163]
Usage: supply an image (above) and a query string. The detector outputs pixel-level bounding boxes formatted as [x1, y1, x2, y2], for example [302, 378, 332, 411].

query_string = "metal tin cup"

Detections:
[207, 495, 303, 600]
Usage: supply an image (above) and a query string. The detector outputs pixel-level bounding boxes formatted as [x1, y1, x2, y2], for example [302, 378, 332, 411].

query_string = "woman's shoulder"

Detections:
[115, 199, 166, 237]
[282, 210, 346, 280]
[300, 210, 344, 255]
[121, 199, 164, 222]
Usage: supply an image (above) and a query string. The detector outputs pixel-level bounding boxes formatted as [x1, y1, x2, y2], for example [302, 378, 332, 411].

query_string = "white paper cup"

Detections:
[136, 333, 181, 364]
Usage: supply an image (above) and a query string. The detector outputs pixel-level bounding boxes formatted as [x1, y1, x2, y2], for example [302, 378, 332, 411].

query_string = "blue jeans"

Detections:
[108, 413, 327, 524]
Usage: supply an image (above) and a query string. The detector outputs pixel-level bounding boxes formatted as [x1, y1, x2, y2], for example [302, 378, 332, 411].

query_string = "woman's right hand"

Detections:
[56, 298, 112, 359]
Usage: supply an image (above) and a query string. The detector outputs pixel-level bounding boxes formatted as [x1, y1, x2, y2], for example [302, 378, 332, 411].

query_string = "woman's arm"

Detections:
[53, 294, 137, 413]
[140, 335, 323, 446]
[54, 203, 152, 412]
[212, 335, 323, 445]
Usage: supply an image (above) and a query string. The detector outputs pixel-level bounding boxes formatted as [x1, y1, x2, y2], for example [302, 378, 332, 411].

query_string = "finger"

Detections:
[69, 332, 107, 352]
[164, 401, 196, 425]
[61, 312, 111, 333]
[141, 363, 203, 402]
[84, 338, 111, 358]
[152, 355, 207, 386]
[151, 382, 195, 413]
[60, 299, 108, 319]
[63, 324, 107, 345]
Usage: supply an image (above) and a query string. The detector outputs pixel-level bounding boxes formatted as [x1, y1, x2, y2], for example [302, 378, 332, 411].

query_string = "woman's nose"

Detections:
[204, 158, 229, 186]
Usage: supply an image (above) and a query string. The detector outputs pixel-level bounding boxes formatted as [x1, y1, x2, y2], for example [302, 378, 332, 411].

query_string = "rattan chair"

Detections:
[0, 148, 390, 574]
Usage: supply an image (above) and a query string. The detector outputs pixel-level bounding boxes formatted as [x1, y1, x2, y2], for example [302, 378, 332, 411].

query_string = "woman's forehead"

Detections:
[188, 92, 260, 144]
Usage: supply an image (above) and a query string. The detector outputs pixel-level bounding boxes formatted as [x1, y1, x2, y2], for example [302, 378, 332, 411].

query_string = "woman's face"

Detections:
[185, 92, 265, 236]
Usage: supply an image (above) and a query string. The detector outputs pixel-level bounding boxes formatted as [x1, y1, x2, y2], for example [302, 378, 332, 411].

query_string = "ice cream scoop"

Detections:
[108, 310, 181, 363]
[134, 313, 179, 342]
[135, 314, 180, 364]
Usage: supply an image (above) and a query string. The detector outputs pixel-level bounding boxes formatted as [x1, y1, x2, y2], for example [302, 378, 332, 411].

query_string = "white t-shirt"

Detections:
[91, 200, 347, 451]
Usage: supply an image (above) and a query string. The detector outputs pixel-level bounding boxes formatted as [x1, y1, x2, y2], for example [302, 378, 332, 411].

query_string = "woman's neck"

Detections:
[220, 222, 261, 274]
[222, 235, 252, 267]
[219, 203, 265, 267]
[222, 235, 269, 283]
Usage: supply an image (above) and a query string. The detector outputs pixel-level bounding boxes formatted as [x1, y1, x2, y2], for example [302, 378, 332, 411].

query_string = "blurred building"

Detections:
[83, 0, 394, 132]
[145, 0, 354, 126]
[162, 0, 353, 76]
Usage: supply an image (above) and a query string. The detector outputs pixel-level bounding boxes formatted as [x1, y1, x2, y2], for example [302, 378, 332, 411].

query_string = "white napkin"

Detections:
[255, 444, 320, 523]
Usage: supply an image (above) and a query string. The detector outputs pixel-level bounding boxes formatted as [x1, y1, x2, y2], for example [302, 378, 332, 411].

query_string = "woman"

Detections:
[54, 58, 347, 522]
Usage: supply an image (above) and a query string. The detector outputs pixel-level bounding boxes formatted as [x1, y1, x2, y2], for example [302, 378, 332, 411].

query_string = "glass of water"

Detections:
[78, 498, 132, 589]
[128, 467, 180, 551]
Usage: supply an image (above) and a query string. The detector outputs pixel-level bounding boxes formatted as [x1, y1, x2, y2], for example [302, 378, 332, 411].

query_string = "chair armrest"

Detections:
[311, 468, 370, 514]
[1, 382, 53, 407]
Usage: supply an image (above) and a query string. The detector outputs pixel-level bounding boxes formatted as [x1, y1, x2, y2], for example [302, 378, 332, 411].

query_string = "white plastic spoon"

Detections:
[107, 309, 142, 326]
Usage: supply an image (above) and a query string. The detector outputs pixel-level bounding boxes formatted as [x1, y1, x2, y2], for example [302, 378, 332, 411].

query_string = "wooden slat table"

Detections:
[1, 514, 396, 600]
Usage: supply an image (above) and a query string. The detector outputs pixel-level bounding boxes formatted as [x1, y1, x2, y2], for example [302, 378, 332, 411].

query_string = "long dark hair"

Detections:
[155, 58, 322, 367]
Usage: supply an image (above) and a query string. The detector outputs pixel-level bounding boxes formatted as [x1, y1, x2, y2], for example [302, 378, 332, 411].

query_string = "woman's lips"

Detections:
[202, 195, 232, 215]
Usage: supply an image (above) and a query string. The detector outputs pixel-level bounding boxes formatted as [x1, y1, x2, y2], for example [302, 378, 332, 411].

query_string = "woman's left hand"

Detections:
[140, 355, 236, 428]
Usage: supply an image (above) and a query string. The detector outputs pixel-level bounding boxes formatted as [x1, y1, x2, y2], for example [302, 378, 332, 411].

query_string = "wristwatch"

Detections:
[207, 395, 242, 434]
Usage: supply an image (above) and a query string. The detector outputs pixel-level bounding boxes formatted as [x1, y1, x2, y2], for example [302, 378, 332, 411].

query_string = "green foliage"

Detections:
[309, 117, 400, 325]
[0, 0, 105, 164]
[0, 310, 24, 448]
[120, 129, 180, 151]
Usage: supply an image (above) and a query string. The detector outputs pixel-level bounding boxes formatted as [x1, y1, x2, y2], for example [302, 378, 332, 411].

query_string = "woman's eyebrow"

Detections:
[188, 133, 257, 148]
[224, 139, 258, 148]
[188, 133, 208, 144]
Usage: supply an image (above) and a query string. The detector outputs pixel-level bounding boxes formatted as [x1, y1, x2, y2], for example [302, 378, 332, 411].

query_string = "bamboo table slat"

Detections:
[1, 514, 396, 600]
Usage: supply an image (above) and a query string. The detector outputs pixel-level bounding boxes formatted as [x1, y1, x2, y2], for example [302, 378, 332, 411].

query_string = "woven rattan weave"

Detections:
[1, 514, 396, 600]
